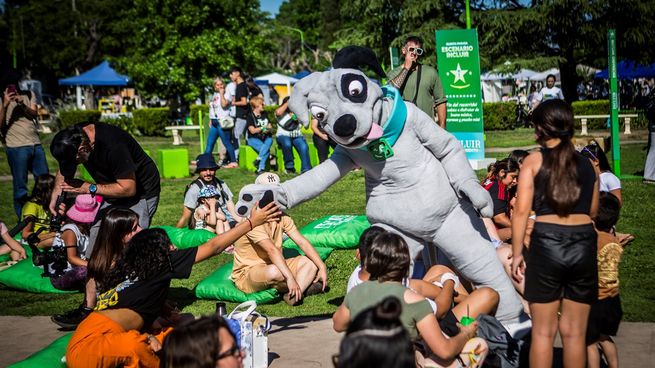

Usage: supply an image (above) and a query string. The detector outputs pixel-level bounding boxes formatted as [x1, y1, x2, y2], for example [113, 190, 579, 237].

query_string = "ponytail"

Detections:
[532, 99, 580, 216]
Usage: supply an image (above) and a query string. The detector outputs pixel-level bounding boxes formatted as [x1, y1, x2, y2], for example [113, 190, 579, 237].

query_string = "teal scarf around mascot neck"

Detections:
[360, 85, 407, 160]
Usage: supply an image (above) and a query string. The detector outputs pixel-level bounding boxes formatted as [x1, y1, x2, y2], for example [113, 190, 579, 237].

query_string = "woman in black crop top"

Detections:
[65, 202, 280, 368]
[510, 99, 599, 368]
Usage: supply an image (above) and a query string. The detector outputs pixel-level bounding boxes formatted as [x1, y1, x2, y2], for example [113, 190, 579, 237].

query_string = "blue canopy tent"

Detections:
[59, 60, 130, 86]
[595, 60, 655, 79]
[59, 60, 130, 109]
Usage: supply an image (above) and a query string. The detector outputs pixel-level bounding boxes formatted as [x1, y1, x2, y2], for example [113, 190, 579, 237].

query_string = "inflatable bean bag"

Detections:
[157, 226, 216, 249]
[0, 246, 76, 294]
[282, 215, 370, 250]
[8, 333, 71, 368]
[195, 245, 333, 303]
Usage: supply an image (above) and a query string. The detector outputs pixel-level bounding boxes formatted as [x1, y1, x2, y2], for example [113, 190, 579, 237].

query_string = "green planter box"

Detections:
[158, 148, 190, 179]
[239, 145, 272, 172]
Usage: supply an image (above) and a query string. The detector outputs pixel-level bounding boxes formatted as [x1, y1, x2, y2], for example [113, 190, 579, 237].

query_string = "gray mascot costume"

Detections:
[236, 47, 525, 325]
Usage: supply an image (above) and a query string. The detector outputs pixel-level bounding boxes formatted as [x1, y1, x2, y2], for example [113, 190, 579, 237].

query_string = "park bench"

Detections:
[574, 114, 638, 136]
[164, 125, 201, 145]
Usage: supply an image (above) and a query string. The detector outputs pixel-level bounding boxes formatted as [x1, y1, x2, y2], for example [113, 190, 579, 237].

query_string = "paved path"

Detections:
[1, 315, 653, 367]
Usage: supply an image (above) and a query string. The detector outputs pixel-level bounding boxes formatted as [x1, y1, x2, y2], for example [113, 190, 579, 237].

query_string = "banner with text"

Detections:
[435, 29, 484, 160]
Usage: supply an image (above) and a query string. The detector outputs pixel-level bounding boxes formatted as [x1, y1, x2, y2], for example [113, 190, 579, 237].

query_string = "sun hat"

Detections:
[195, 153, 220, 173]
[66, 194, 101, 224]
[198, 185, 220, 199]
[255, 172, 280, 185]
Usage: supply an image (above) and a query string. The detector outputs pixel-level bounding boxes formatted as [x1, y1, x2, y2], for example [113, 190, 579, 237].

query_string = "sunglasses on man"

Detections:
[406, 46, 424, 55]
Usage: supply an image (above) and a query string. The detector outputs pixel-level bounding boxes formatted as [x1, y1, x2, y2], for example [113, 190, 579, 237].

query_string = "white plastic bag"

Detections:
[227, 301, 270, 368]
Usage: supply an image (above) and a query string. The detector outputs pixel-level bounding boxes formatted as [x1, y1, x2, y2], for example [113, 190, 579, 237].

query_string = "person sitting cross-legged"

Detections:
[230, 172, 328, 305]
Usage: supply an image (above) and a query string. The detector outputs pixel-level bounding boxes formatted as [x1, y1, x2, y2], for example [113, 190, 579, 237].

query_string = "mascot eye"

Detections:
[311, 106, 328, 123]
[340, 73, 368, 103]
[348, 80, 364, 97]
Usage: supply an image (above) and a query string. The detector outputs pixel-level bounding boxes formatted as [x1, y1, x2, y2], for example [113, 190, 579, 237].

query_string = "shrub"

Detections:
[190, 104, 208, 126]
[58, 109, 101, 128]
[100, 115, 138, 136]
[133, 108, 169, 136]
[483, 102, 516, 130]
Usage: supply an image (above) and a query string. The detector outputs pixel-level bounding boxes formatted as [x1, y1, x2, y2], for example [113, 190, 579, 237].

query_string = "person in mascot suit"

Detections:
[235, 46, 526, 328]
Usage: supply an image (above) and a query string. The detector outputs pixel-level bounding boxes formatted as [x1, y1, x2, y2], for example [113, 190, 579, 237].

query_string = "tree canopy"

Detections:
[1, 0, 654, 102]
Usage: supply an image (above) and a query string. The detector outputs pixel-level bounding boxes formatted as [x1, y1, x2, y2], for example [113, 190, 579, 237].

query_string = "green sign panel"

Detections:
[435, 29, 484, 160]
[389, 47, 400, 70]
[608, 29, 621, 176]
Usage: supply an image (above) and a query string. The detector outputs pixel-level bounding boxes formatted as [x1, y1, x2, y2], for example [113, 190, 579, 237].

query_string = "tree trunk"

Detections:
[559, 53, 579, 103]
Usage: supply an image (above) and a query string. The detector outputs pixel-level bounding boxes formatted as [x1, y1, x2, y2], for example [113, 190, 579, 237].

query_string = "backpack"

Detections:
[475, 314, 525, 368]
[184, 177, 230, 206]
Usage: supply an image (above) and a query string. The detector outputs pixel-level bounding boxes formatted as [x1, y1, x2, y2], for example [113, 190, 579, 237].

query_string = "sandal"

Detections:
[0, 260, 19, 271]
[619, 233, 635, 246]
[222, 162, 239, 169]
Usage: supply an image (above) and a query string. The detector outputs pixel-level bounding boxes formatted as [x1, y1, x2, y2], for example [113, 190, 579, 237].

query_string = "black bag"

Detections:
[475, 314, 524, 368]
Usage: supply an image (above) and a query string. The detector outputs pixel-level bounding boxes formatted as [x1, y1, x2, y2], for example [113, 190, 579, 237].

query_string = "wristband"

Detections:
[246, 218, 253, 230]
[440, 273, 460, 290]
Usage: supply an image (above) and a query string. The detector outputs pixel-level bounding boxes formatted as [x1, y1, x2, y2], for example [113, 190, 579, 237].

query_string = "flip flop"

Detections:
[0, 260, 18, 271]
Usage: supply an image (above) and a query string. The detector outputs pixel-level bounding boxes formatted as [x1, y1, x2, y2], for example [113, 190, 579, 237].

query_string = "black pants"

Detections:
[312, 134, 337, 163]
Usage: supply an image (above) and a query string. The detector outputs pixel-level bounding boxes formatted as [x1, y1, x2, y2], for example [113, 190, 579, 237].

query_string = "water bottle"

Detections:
[216, 302, 227, 317]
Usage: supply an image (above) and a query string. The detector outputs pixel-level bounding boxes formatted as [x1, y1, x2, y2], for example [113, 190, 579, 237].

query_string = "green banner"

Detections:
[389, 47, 400, 70]
[435, 29, 484, 160]
[608, 29, 621, 176]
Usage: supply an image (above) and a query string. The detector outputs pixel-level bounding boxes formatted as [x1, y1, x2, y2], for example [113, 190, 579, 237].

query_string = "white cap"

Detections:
[255, 172, 280, 185]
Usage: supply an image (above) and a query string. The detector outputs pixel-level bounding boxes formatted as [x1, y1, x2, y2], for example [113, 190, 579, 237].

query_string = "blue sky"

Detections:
[260, 0, 285, 17]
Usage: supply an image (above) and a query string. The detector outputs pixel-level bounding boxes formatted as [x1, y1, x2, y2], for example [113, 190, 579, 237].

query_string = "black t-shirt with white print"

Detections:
[246, 110, 271, 141]
[94, 247, 197, 327]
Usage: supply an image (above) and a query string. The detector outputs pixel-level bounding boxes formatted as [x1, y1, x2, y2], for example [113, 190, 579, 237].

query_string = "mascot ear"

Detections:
[333, 46, 385, 78]
[289, 72, 322, 127]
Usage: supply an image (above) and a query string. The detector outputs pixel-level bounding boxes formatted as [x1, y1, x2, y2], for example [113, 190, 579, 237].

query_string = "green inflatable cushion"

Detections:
[282, 215, 370, 250]
[0, 246, 76, 294]
[8, 333, 71, 368]
[195, 245, 333, 303]
[157, 225, 216, 249]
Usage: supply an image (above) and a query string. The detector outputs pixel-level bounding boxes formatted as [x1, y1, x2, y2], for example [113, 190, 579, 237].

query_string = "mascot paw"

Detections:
[235, 184, 288, 218]
[460, 181, 494, 218]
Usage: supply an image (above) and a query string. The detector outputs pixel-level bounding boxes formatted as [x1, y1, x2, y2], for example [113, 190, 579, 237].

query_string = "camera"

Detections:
[27, 229, 69, 277]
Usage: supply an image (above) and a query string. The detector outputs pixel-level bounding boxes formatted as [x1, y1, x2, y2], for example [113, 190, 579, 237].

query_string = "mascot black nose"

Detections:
[333, 114, 357, 137]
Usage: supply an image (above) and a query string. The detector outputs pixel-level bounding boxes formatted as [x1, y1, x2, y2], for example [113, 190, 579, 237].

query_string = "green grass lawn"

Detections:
[0, 132, 653, 321]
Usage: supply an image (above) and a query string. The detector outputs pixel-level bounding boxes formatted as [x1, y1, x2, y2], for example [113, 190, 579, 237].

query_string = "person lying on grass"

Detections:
[65, 202, 280, 368]
[333, 232, 490, 367]
[231, 173, 328, 306]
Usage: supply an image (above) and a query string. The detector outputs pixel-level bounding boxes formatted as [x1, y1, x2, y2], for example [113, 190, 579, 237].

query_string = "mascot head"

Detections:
[289, 46, 387, 149]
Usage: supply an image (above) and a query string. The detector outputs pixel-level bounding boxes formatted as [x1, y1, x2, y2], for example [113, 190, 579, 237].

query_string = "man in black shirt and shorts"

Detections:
[50, 122, 161, 252]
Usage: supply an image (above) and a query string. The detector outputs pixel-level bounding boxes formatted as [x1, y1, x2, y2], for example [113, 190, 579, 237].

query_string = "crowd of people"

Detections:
[0, 40, 652, 367]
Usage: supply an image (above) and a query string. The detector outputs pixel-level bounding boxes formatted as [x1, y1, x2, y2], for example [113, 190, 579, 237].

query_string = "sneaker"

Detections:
[285, 168, 296, 174]
[253, 159, 261, 168]
[51, 305, 93, 330]
[304, 282, 325, 297]
[255, 169, 265, 175]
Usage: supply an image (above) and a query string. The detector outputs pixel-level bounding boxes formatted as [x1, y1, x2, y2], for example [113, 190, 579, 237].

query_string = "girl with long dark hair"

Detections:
[21, 173, 56, 247]
[65, 202, 279, 367]
[511, 99, 599, 368]
[52, 208, 141, 329]
[481, 158, 520, 242]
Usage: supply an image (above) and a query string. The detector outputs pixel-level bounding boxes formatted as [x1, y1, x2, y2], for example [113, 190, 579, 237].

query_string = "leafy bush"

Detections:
[190, 104, 208, 126]
[100, 115, 138, 135]
[58, 109, 101, 128]
[483, 102, 516, 130]
[133, 108, 170, 136]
